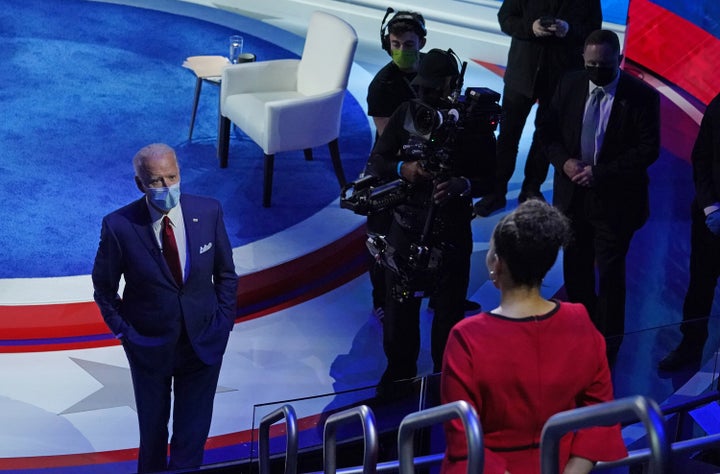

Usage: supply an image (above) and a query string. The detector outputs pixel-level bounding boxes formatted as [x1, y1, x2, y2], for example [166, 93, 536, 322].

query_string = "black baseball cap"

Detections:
[411, 48, 458, 88]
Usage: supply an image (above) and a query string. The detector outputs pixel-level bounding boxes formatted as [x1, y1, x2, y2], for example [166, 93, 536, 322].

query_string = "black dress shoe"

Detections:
[474, 194, 506, 217]
[518, 191, 546, 203]
[658, 345, 703, 371]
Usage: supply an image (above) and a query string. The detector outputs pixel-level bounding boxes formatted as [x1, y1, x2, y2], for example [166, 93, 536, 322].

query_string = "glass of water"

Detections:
[229, 35, 243, 63]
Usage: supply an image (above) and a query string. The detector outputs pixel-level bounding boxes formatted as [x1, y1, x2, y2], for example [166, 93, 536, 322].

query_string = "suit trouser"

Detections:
[562, 193, 635, 348]
[128, 327, 222, 473]
[379, 220, 471, 384]
[680, 200, 720, 344]
[494, 86, 551, 197]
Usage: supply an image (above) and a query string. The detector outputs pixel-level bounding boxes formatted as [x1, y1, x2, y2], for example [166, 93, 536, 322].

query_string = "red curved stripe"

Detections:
[626, 0, 720, 105]
[0, 225, 368, 352]
[0, 412, 323, 469]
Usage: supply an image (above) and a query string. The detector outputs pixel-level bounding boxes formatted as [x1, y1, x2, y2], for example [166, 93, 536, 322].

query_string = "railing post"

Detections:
[539, 395, 670, 474]
[397, 400, 483, 474]
[259, 404, 298, 474]
[323, 405, 378, 474]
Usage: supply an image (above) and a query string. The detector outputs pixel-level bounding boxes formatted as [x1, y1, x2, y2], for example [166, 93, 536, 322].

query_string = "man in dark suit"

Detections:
[92, 143, 238, 472]
[474, 0, 602, 216]
[659, 91, 720, 371]
[539, 30, 660, 357]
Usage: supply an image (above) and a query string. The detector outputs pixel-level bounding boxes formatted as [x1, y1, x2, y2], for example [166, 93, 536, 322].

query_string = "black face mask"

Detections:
[585, 65, 617, 87]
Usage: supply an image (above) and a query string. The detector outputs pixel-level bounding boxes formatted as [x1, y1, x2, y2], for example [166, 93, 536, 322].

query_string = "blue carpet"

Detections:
[0, 0, 371, 278]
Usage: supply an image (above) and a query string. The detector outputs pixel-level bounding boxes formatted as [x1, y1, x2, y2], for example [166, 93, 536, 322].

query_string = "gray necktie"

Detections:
[581, 87, 605, 165]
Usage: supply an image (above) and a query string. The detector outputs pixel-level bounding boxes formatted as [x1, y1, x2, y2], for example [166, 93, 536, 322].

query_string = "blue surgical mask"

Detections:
[147, 183, 180, 211]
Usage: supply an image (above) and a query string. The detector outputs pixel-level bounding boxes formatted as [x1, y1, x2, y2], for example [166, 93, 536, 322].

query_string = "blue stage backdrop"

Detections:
[0, 0, 371, 278]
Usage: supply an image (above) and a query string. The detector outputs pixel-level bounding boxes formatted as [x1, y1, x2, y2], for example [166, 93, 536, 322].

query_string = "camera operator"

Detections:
[365, 8, 481, 320]
[366, 48, 495, 391]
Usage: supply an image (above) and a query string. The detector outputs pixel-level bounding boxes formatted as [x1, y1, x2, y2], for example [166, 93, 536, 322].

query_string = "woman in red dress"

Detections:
[440, 200, 627, 474]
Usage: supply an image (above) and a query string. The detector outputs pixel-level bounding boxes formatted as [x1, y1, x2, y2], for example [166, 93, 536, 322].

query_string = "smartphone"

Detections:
[539, 15, 555, 28]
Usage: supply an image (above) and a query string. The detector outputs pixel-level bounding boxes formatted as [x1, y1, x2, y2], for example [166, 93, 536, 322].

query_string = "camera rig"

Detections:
[340, 60, 501, 301]
[340, 86, 501, 217]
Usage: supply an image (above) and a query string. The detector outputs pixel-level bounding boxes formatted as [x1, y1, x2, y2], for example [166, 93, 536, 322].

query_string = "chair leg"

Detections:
[304, 149, 313, 161]
[189, 77, 203, 141]
[328, 139, 346, 187]
[263, 154, 275, 207]
[217, 116, 231, 168]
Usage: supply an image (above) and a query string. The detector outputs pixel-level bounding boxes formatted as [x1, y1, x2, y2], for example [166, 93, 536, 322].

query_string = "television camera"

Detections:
[340, 58, 501, 301]
[340, 86, 500, 217]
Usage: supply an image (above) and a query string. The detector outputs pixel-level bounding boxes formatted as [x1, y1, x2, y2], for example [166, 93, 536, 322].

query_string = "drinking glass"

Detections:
[229, 35, 244, 64]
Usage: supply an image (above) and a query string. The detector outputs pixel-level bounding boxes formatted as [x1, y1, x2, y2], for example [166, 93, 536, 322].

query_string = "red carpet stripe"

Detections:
[625, 0, 720, 105]
[0, 412, 322, 469]
[0, 226, 368, 352]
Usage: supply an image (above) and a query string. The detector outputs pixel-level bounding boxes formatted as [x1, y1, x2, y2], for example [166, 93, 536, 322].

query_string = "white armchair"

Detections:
[218, 11, 358, 207]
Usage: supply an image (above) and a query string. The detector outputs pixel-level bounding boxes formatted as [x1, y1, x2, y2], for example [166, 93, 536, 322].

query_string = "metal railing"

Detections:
[658, 389, 720, 445]
[323, 405, 378, 474]
[257, 391, 720, 474]
[397, 400, 483, 474]
[258, 404, 299, 474]
[540, 395, 670, 474]
[596, 391, 720, 471]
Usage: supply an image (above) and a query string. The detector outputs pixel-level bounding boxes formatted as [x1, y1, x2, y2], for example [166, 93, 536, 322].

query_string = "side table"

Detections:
[182, 55, 229, 140]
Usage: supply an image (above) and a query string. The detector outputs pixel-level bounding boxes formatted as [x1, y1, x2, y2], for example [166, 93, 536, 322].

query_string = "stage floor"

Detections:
[0, 0, 717, 472]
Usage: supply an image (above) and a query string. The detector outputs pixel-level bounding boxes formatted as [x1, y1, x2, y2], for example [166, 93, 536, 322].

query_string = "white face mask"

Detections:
[147, 182, 180, 211]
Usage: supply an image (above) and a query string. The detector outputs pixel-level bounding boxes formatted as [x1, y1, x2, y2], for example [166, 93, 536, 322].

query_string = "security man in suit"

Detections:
[539, 30, 660, 360]
[659, 91, 720, 371]
[474, 0, 602, 216]
[92, 143, 238, 472]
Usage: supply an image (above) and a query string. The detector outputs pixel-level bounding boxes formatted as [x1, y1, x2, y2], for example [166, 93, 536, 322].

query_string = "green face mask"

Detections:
[391, 49, 419, 70]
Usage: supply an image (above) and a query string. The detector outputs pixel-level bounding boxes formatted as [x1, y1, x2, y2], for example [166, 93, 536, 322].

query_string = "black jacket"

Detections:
[693, 92, 720, 210]
[540, 70, 661, 231]
[499, 0, 602, 99]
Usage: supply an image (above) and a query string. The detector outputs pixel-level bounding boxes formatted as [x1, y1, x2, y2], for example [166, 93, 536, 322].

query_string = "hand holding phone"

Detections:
[539, 15, 556, 28]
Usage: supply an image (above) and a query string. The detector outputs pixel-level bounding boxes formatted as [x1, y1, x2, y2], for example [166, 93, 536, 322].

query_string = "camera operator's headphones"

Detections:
[380, 7, 427, 55]
[413, 48, 466, 97]
[447, 48, 466, 94]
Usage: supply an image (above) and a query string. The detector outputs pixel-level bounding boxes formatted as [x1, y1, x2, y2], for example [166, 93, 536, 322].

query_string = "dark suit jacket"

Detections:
[693, 92, 720, 209]
[541, 70, 660, 232]
[498, 0, 602, 99]
[92, 194, 238, 375]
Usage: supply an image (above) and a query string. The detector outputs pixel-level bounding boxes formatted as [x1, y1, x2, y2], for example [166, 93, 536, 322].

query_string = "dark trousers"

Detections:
[494, 86, 552, 197]
[380, 220, 471, 383]
[562, 193, 635, 346]
[680, 200, 720, 345]
[128, 328, 222, 473]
